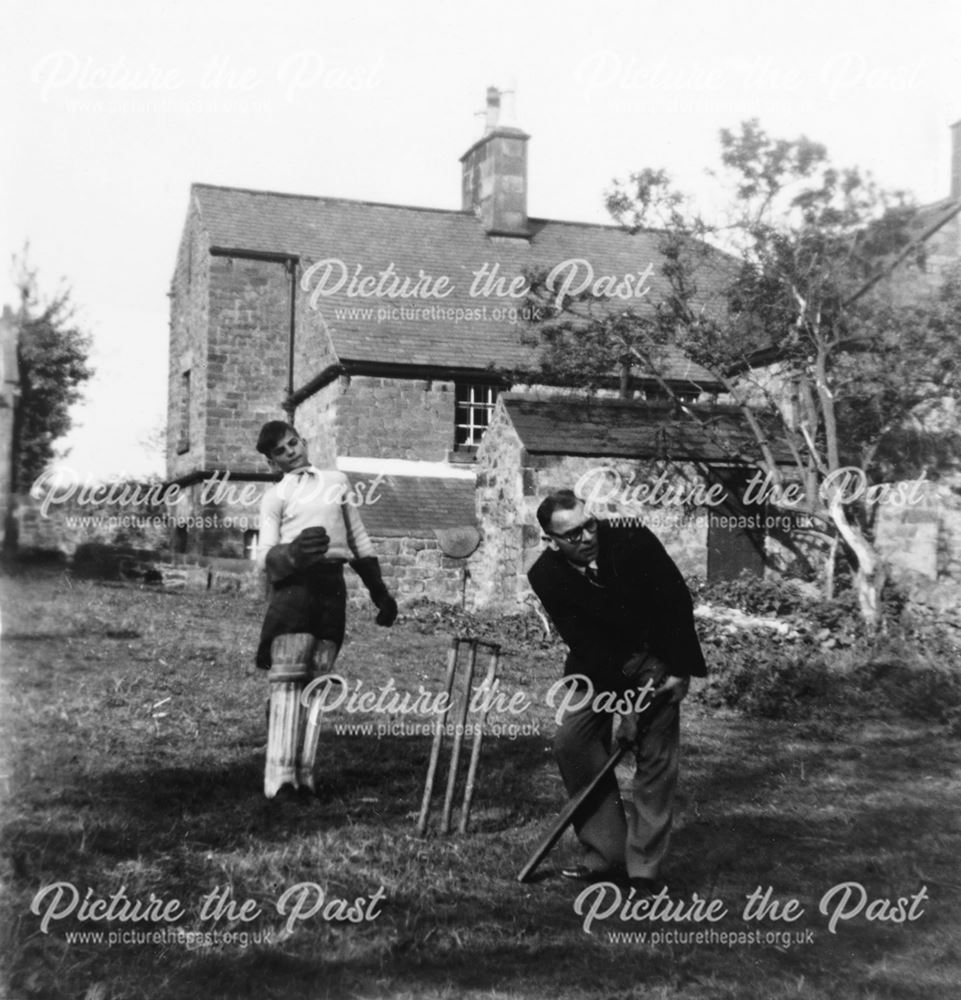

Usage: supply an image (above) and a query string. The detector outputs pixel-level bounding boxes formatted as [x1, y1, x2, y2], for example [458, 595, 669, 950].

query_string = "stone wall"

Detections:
[11, 470, 265, 564]
[10, 478, 482, 607]
[165, 477, 265, 559]
[205, 257, 291, 470]
[291, 264, 338, 391]
[290, 378, 340, 468]
[363, 532, 481, 608]
[474, 401, 712, 608]
[167, 532, 480, 609]
[9, 490, 170, 557]
[293, 374, 459, 467]
[168, 244, 302, 482]
[344, 376, 455, 461]
[167, 206, 211, 479]
[875, 478, 961, 584]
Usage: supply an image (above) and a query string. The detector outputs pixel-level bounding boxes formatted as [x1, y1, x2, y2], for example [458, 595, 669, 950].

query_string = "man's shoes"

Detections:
[626, 876, 667, 896]
[560, 864, 625, 884]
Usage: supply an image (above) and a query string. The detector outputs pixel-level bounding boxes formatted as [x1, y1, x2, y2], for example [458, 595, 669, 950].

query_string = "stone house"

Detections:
[166, 88, 782, 606]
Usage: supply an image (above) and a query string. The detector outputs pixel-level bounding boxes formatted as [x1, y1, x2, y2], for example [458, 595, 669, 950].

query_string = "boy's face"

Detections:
[267, 431, 309, 474]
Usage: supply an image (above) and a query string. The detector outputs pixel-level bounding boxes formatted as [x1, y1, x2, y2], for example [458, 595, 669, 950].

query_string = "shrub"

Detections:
[691, 573, 815, 617]
[693, 606, 961, 724]
[694, 628, 837, 719]
[850, 653, 961, 724]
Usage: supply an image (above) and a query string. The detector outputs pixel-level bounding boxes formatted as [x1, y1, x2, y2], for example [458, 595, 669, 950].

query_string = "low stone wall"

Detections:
[9, 485, 477, 607]
[159, 535, 478, 608]
[875, 479, 961, 584]
[159, 556, 265, 598]
[9, 491, 170, 557]
[369, 533, 479, 608]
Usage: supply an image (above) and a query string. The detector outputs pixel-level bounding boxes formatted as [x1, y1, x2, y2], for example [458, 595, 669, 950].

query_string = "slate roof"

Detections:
[343, 472, 476, 536]
[501, 394, 794, 464]
[191, 183, 732, 387]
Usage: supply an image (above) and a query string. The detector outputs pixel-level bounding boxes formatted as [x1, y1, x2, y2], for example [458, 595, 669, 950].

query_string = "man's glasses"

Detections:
[548, 517, 598, 544]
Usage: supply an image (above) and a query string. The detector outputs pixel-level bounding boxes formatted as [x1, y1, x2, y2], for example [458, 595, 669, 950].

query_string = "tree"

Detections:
[520, 122, 960, 628]
[9, 249, 94, 491]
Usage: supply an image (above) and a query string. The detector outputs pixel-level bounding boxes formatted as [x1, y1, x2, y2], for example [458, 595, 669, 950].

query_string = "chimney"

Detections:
[460, 85, 530, 237]
[952, 118, 961, 200]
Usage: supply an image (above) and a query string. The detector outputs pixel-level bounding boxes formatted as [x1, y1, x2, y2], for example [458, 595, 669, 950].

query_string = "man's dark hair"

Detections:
[256, 420, 298, 457]
[536, 489, 582, 532]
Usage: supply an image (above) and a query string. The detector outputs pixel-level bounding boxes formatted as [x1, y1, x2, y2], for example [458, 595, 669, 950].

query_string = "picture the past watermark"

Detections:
[29, 881, 387, 949]
[27, 469, 385, 519]
[26, 878, 929, 951]
[28, 464, 928, 523]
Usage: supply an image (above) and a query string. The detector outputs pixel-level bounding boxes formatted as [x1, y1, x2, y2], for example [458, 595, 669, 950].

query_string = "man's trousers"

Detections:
[553, 690, 679, 879]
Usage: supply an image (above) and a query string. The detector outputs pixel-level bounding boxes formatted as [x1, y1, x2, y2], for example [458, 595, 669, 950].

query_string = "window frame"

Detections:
[453, 381, 500, 449]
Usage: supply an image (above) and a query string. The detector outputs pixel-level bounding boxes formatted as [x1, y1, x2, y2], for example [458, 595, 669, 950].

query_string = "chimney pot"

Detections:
[485, 86, 501, 133]
[498, 88, 518, 129]
[461, 85, 530, 237]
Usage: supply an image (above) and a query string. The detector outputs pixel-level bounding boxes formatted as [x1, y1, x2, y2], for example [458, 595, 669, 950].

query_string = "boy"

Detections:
[254, 421, 397, 795]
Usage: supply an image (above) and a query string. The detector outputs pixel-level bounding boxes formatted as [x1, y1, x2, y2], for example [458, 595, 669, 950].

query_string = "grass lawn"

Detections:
[1, 569, 960, 999]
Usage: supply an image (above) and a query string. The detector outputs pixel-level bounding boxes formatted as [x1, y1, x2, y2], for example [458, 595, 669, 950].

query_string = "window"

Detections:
[176, 370, 191, 454]
[454, 382, 499, 447]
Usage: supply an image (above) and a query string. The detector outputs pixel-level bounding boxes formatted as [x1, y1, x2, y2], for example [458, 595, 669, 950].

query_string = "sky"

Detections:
[2, 0, 959, 482]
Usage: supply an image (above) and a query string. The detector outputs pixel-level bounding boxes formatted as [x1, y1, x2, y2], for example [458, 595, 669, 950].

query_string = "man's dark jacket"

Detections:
[527, 522, 707, 692]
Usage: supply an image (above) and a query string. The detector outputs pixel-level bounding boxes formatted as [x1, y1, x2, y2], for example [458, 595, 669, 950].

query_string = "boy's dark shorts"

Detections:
[255, 563, 346, 669]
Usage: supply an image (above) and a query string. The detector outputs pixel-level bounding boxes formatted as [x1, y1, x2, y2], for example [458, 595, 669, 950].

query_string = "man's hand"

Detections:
[617, 668, 689, 749]
[621, 649, 668, 685]
[616, 712, 639, 748]
[289, 527, 330, 569]
[654, 674, 690, 704]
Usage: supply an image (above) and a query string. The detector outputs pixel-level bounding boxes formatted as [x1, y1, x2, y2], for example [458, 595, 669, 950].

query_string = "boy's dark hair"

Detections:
[536, 489, 582, 532]
[256, 420, 298, 457]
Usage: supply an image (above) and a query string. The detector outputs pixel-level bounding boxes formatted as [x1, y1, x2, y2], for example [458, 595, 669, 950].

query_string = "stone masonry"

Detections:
[473, 399, 711, 609]
[295, 375, 458, 464]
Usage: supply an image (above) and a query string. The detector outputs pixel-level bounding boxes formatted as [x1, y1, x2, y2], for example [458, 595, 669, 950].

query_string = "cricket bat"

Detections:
[516, 742, 628, 883]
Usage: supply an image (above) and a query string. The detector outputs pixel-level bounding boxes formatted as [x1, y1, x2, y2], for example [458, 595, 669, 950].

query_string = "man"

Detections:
[527, 489, 706, 893]
[254, 421, 397, 796]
